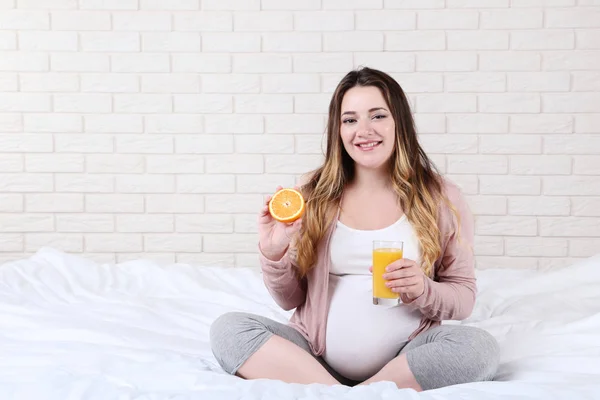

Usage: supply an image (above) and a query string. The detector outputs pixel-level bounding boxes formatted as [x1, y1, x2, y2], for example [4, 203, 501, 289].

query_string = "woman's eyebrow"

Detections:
[341, 107, 388, 116]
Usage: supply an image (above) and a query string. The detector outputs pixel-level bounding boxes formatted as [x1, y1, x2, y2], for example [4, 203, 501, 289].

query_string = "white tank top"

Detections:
[322, 216, 423, 382]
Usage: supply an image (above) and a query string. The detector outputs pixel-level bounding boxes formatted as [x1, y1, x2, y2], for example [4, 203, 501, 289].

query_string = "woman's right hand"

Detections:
[258, 185, 303, 262]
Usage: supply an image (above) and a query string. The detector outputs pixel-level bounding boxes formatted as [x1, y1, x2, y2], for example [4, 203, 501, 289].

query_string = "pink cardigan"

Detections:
[258, 179, 476, 357]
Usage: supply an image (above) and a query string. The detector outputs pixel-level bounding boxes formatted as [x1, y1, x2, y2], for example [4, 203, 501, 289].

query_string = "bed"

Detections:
[0, 247, 599, 399]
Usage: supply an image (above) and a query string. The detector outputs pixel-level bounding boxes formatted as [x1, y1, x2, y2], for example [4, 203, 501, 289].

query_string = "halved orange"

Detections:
[268, 188, 305, 223]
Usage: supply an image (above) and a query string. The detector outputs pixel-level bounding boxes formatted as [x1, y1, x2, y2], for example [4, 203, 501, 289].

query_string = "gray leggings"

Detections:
[210, 312, 500, 390]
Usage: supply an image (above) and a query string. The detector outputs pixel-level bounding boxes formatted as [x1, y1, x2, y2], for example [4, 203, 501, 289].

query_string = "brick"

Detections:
[392, 73, 442, 93]
[506, 238, 568, 257]
[146, 194, 204, 213]
[204, 115, 263, 134]
[25, 154, 84, 172]
[112, 54, 170, 73]
[573, 72, 600, 92]
[234, 214, 258, 233]
[429, 154, 446, 173]
[0, 93, 50, 112]
[261, 0, 320, 9]
[206, 155, 263, 173]
[52, 11, 110, 30]
[81, 32, 140, 52]
[56, 214, 113, 232]
[419, 10, 478, 29]
[113, 12, 171, 30]
[145, 115, 203, 134]
[293, 53, 353, 73]
[0, 155, 22, 172]
[386, 31, 445, 51]
[116, 175, 175, 193]
[236, 175, 296, 193]
[202, 74, 259, 93]
[265, 155, 323, 173]
[0, 32, 15, 50]
[202, 33, 260, 52]
[234, 11, 292, 31]
[296, 135, 326, 154]
[147, 155, 204, 173]
[417, 94, 477, 113]
[0, 73, 17, 91]
[544, 176, 600, 195]
[356, 10, 414, 30]
[54, 94, 111, 113]
[0, 134, 52, 152]
[0, 0, 13, 7]
[481, 9, 543, 28]
[0, 10, 48, 29]
[86, 194, 144, 213]
[176, 215, 233, 233]
[174, 94, 232, 113]
[203, 0, 259, 9]
[480, 135, 542, 154]
[235, 254, 261, 268]
[51, 53, 108, 72]
[295, 11, 353, 31]
[86, 234, 142, 252]
[203, 233, 258, 253]
[114, 94, 172, 113]
[577, 30, 600, 49]
[265, 114, 325, 134]
[0, 114, 22, 132]
[24, 113, 82, 133]
[173, 11, 233, 31]
[262, 74, 320, 94]
[447, 155, 507, 174]
[511, 0, 574, 5]
[0, 52, 47, 71]
[144, 234, 202, 252]
[480, 94, 541, 113]
[447, 114, 508, 134]
[175, 135, 234, 154]
[572, 198, 600, 217]
[569, 239, 600, 257]
[86, 154, 144, 173]
[235, 135, 294, 154]
[465, 195, 507, 215]
[419, 134, 477, 154]
[26, 194, 83, 212]
[511, 30, 574, 50]
[142, 32, 201, 52]
[264, 33, 322, 52]
[235, 95, 293, 114]
[413, 113, 446, 134]
[55, 174, 113, 193]
[0, 214, 53, 232]
[385, 0, 444, 7]
[447, 0, 508, 5]
[355, 53, 415, 73]
[0, 234, 23, 252]
[176, 253, 235, 267]
[79, 0, 137, 9]
[445, 73, 505, 92]
[474, 236, 504, 256]
[18, 0, 77, 8]
[324, 0, 381, 8]
[511, 155, 571, 175]
[575, 116, 600, 133]
[544, 93, 600, 113]
[85, 115, 142, 133]
[173, 54, 231, 73]
[448, 31, 508, 50]
[19, 31, 77, 51]
[480, 176, 541, 195]
[417, 53, 477, 72]
[476, 216, 538, 236]
[20, 73, 78, 92]
[81, 74, 139, 93]
[116, 215, 174, 232]
[476, 256, 539, 269]
[574, 156, 600, 175]
[140, 0, 199, 9]
[479, 52, 540, 71]
[323, 32, 383, 52]
[117, 253, 176, 265]
[176, 174, 235, 193]
[55, 135, 113, 153]
[539, 217, 600, 237]
[509, 196, 570, 216]
[511, 114, 573, 134]
[0, 194, 23, 212]
[546, 9, 600, 28]
[140, 74, 199, 93]
[205, 194, 262, 213]
[543, 51, 600, 70]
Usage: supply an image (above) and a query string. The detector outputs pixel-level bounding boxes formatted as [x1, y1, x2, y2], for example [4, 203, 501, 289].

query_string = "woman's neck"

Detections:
[349, 166, 391, 193]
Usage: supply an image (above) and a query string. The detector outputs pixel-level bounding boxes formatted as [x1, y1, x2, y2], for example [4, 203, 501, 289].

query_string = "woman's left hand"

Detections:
[382, 258, 426, 301]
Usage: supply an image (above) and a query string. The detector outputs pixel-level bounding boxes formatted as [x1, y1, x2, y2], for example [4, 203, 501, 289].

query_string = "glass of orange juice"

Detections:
[372, 240, 403, 305]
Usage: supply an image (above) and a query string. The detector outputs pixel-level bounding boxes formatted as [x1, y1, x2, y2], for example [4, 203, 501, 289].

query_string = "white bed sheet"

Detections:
[0, 247, 599, 400]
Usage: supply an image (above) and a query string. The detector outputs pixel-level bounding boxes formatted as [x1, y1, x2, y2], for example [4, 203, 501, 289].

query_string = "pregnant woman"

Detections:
[210, 67, 500, 391]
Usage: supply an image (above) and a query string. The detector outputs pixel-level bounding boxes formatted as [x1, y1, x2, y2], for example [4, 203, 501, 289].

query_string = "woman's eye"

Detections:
[373, 114, 386, 120]
[342, 119, 356, 124]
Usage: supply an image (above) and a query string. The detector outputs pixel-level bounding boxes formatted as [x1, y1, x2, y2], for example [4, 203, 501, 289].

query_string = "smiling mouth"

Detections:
[356, 141, 382, 149]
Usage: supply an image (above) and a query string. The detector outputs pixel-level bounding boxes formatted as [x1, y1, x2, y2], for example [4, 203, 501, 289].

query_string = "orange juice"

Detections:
[372, 242, 403, 300]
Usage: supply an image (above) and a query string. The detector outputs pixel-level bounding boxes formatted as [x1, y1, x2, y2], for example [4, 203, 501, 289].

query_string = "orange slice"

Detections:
[269, 188, 305, 223]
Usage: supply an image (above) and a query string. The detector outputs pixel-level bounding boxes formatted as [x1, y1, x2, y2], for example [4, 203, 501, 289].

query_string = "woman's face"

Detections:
[339, 85, 396, 172]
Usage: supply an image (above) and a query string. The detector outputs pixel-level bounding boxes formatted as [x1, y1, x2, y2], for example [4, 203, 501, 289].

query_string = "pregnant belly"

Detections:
[323, 274, 422, 382]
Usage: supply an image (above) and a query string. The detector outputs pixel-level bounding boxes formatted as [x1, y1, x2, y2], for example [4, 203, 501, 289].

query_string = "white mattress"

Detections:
[0, 247, 599, 400]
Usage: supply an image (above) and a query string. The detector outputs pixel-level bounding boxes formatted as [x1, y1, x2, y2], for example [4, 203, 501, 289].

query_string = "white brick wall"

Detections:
[0, 1, 599, 270]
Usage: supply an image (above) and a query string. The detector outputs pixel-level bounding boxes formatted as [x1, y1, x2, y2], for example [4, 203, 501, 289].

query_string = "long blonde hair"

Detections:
[295, 67, 455, 278]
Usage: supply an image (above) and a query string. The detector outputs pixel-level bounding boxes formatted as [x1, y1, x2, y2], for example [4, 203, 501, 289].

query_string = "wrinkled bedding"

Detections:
[0, 247, 599, 399]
